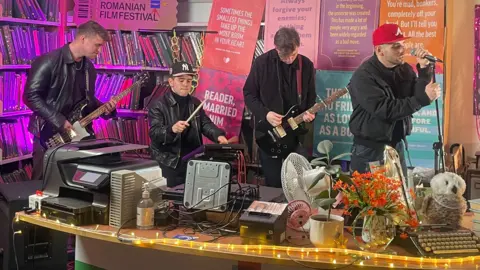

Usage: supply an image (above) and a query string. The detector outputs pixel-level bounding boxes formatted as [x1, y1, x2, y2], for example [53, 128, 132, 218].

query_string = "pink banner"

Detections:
[264, 0, 321, 66]
[317, 0, 380, 71]
[73, 0, 178, 31]
[194, 67, 246, 143]
[202, 0, 265, 76]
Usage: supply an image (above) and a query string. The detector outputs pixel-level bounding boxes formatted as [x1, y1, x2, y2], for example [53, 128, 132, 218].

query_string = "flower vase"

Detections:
[353, 210, 396, 252]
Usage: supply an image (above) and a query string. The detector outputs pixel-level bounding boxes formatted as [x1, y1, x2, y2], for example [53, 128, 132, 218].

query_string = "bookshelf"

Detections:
[0, 0, 266, 180]
[0, 0, 61, 182]
[0, 17, 60, 26]
[0, 154, 32, 165]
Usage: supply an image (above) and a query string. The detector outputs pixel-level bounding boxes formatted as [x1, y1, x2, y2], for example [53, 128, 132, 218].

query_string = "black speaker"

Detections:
[0, 181, 69, 270]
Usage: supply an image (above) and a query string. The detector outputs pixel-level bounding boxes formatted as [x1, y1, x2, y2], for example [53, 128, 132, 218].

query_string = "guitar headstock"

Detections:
[134, 72, 150, 86]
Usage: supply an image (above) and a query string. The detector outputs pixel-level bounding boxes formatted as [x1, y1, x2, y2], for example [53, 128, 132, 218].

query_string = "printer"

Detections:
[40, 139, 161, 226]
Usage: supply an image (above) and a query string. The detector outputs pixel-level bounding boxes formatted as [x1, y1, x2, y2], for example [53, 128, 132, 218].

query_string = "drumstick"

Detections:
[186, 98, 208, 123]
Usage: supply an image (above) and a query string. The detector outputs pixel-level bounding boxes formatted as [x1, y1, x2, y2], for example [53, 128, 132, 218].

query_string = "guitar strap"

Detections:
[296, 55, 303, 103]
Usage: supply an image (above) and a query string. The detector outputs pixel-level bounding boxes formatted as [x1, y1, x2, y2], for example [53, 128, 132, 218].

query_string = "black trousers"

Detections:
[160, 161, 188, 188]
[350, 140, 408, 179]
[31, 138, 45, 181]
[258, 144, 309, 188]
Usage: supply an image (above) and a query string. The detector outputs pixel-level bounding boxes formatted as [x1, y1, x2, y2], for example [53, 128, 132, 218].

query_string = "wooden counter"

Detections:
[14, 211, 480, 270]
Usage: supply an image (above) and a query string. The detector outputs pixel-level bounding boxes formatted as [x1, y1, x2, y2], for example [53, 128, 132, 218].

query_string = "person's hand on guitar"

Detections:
[172, 121, 189, 134]
[303, 111, 316, 123]
[104, 98, 118, 115]
[63, 120, 74, 133]
[266, 111, 282, 127]
[217, 136, 228, 144]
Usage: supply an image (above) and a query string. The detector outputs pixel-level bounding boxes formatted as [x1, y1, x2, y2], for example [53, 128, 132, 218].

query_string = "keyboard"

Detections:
[410, 230, 480, 257]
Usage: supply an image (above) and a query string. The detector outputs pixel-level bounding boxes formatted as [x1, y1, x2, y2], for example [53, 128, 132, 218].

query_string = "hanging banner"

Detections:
[378, 0, 445, 73]
[475, 6, 480, 117]
[316, 0, 380, 71]
[313, 70, 354, 160]
[194, 67, 247, 143]
[264, 0, 321, 66]
[408, 74, 444, 168]
[73, 0, 178, 31]
[202, 0, 265, 76]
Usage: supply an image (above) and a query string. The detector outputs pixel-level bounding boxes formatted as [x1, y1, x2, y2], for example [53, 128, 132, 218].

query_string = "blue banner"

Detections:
[313, 70, 444, 169]
[313, 70, 354, 161]
[408, 74, 444, 168]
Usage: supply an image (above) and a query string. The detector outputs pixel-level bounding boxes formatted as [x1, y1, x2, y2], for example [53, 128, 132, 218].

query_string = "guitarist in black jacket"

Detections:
[23, 20, 117, 181]
[243, 27, 316, 188]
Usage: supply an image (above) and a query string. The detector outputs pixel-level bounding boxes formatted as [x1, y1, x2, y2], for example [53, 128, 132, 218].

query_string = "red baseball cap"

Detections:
[372, 24, 410, 46]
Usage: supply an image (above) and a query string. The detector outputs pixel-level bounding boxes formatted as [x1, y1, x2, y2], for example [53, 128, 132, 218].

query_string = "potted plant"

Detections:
[333, 170, 419, 252]
[307, 140, 352, 248]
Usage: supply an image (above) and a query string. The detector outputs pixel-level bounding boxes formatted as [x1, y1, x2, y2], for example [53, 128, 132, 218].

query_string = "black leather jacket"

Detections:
[148, 90, 225, 169]
[23, 44, 106, 136]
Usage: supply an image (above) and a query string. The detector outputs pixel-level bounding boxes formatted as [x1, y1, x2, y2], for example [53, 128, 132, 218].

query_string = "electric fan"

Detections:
[286, 200, 312, 230]
[281, 153, 331, 231]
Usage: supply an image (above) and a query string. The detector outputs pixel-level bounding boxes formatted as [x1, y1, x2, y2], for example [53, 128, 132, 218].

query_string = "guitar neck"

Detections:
[292, 88, 348, 125]
[79, 80, 141, 127]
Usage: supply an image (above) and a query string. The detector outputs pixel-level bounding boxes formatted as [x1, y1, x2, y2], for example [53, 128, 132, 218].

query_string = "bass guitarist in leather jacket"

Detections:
[148, 61, 228, 187]
[23, 20, 117, 181]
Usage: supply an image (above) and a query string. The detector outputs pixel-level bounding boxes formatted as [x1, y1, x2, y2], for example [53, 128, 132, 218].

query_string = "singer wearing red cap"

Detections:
[347, 23, 442, 178]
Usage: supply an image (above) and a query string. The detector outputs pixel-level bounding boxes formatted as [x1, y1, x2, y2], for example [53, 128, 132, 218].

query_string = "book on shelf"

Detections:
[93, 118, 150, 155]
[2, 0, 59, 22]
[0, 71, 27, 113]
[95, 72, 142, 110]
[0, 117, 33, 160]
[0, 25, 59, 65]
[65, 29, 205, 68]
[143, 82, 170, 111]
[0, 164, 32, 183]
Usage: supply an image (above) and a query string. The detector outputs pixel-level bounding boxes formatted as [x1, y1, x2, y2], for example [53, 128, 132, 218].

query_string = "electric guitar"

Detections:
[255, 87, 349, 158]
[39, 72, 150, 149]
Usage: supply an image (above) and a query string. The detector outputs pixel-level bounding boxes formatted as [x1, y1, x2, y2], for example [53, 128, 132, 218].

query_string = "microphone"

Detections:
[410, 49, 443, 63]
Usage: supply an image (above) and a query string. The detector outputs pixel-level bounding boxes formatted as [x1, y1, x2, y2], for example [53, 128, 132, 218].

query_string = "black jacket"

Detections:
[148, 90, 226, 169]
[23, 44, 109, 136]
[348, 54, 432, 147]
[243, 49, 316, 123]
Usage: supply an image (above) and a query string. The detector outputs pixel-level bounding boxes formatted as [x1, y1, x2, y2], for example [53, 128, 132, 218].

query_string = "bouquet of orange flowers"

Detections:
[333, 170, 419, 228]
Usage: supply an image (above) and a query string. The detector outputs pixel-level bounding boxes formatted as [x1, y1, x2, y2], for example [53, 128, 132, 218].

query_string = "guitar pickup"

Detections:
[287, 118, 298, 130]
[274, 126, 286, 138]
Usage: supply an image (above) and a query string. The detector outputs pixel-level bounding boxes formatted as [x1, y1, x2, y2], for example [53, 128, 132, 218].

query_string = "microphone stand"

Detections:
[429, 62, 445, 174]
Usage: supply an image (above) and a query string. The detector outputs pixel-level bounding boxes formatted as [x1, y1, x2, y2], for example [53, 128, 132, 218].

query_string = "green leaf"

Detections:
[314, 190, 330, 200]
[311, 160, 327, 167]
[331, 152, 352, 161]
[316, 198, 337, 210]
[311, 156, 328, 162]
[326, 165, 341, 175]
[317, 140, 333, 155]
[308, 171, 327, 190]
[338, 173, 354, 186]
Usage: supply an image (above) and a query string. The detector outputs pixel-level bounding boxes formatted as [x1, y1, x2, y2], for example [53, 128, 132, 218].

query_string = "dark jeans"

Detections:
[259, 144, 309, 188]
[31, 138, 45, 181]
[350, 140, 408, 178]
[160, 161, 188, 188]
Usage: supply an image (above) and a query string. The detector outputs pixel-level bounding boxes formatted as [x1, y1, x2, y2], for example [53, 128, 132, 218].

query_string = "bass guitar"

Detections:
[255, 87, 349, 158]
[39, 72, 149, 149]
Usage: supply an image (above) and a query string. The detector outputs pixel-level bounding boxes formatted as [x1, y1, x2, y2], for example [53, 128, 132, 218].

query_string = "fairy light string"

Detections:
[14, 213, 480, 269]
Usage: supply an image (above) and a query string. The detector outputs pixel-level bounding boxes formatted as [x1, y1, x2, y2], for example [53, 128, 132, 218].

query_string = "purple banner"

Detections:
[316, 0, 380, 71]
